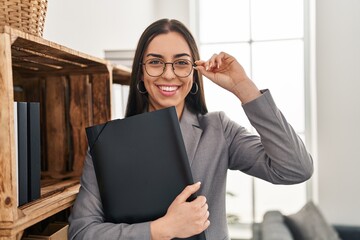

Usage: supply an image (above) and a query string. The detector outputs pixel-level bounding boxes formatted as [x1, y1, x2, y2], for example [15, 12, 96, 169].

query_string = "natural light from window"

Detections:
[198, 0, 308, 229]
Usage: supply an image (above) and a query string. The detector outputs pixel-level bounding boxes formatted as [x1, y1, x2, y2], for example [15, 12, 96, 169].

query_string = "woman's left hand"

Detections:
[195, 52, 261, 104]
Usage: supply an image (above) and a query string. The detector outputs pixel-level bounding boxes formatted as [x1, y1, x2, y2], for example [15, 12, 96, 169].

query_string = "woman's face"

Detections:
[142, 32, 194, 116]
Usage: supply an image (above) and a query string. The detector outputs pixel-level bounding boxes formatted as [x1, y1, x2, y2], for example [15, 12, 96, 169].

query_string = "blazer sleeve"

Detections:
[224, 89, 314, 184]
[68, 150, 151, 240]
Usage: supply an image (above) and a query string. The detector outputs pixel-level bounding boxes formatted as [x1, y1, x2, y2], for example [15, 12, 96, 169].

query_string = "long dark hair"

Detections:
[125, 18, 208, 117]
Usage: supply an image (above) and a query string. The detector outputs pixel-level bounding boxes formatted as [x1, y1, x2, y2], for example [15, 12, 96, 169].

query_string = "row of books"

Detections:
[14, 102, 41, 206]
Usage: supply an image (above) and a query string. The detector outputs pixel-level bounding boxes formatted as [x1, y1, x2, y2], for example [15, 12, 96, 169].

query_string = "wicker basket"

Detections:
[0, 0, 48, 36]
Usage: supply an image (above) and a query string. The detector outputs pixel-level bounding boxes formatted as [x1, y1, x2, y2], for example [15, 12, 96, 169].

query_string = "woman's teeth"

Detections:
[159, 86, 178, 92]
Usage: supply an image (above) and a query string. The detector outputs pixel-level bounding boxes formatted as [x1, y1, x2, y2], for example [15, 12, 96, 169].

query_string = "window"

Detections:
[197, 0, 309, 227]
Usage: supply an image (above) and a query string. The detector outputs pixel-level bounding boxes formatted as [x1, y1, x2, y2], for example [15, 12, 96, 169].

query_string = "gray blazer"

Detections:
[68, 90, 313, 240]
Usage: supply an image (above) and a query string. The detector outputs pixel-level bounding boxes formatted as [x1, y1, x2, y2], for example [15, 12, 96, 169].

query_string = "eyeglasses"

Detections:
[141, 58, 196, 78]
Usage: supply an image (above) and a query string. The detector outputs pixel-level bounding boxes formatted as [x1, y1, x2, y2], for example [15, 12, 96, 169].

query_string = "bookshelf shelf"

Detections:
[1, 181, 80, 238]
[0, 26, 130, 239]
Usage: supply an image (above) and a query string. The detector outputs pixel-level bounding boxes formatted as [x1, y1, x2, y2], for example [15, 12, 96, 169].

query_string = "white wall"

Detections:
[44, 0, 151, 57]
[44, 0, 191, 58]
[316, 0, 360, 225]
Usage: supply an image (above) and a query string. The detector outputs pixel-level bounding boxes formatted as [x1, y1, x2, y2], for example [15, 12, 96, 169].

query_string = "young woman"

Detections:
[69, 19, 313, 240]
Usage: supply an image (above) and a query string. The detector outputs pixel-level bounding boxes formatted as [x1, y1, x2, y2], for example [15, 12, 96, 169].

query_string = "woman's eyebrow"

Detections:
[146, 53, 163, 58]
[174, 53, 192, 58]
[145, 53, 191, 59]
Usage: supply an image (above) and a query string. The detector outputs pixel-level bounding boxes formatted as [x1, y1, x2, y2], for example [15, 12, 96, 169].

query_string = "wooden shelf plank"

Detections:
[0, 180, 80, 237]
[1, 26, 108, 66]
[113, 64, 131, 85]
[1, 26, 131, 79]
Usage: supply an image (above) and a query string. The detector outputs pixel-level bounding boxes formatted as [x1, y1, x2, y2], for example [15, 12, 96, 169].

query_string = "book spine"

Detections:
[28, 102, 41, 202]
[17, 102, 28, 206]
[14, 102, 18, 206]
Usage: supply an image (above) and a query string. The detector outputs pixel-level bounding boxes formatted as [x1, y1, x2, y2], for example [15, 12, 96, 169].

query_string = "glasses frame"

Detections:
[141, 58, 196, 78]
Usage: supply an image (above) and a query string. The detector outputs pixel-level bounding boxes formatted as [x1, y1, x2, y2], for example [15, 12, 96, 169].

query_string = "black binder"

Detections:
[16, 102, 28, 206]
[86, 107, 206, 240]
[27, 102, 41, 202]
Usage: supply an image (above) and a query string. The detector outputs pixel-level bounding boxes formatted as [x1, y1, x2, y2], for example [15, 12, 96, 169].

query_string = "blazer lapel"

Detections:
[179, 107, 203, 166]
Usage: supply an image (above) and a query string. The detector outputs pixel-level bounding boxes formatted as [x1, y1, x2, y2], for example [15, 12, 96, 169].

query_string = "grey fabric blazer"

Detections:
[68, 89, 313, 240]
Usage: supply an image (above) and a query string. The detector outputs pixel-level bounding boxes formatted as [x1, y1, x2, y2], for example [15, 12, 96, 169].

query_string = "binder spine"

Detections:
[169, 108, 196, 199]
[17, 102, 28, 206]
[28, 102, 41, 202]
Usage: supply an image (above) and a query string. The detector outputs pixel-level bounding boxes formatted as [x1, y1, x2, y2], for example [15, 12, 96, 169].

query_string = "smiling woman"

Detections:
[141, 32, 196, 118]
[68, 18, 313, 240]
[125, 19, 208, 119]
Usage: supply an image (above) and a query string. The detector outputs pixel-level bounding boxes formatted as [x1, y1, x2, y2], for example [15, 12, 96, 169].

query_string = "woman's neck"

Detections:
[147, 103, 185, 120]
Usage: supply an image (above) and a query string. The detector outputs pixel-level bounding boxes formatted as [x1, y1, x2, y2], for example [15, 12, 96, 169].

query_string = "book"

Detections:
[16, 102, 28, 206]
[14, 102, 19, 206]
[27, 102, 41, 202]
[86, 106, 206, 240]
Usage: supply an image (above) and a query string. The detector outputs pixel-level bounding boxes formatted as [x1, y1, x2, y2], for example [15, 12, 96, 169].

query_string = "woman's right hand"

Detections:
[195, 52, 261, 104]
[150, 182, 210, 240]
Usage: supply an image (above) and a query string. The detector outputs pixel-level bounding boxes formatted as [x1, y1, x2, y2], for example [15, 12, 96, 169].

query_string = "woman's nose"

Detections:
[162, 63, 176, 79]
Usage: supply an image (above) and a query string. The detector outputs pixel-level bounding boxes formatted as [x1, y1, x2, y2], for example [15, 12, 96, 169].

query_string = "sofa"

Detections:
[252, 201, 360, 240]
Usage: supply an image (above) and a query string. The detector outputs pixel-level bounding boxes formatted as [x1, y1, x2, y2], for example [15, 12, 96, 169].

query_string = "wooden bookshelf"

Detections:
[0, 26, 130, 240]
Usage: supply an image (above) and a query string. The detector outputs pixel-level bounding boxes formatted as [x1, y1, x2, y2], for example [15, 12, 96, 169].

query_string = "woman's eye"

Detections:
[175, 60, 190, 65]
[148, 59, 163, 65]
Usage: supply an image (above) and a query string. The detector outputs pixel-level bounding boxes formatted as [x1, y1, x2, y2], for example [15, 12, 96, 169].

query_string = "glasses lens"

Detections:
[173, 59, 193, 77]
[144, 59, 164, 77]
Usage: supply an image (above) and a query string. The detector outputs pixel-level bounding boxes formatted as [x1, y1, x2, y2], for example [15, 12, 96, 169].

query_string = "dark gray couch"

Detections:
[252, 203, 360, 240]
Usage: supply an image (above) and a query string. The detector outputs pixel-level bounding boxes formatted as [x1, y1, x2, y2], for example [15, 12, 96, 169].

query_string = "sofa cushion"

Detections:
[262, 211, 294, 240]
[284, 201, 341, 240]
